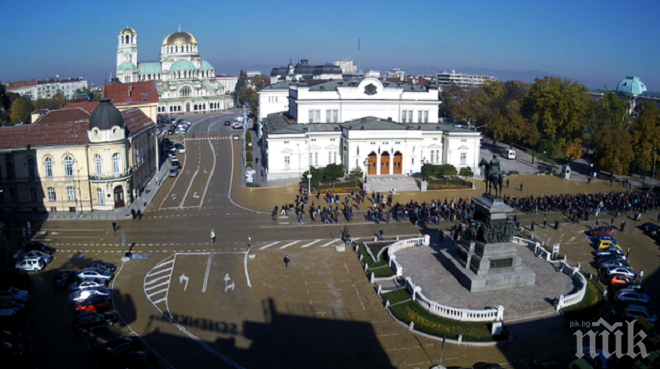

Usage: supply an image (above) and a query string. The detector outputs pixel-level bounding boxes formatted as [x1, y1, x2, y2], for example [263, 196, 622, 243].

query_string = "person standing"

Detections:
[506, 179, 510, 188]
[210, 229, 216, 244]
[543, 217, 547, 228]
[555, 220, 560, 230]
[621, 220, 626, 232]
[284, 254, 290, 268]
[520, 182, 524, 192]
[627, 245, 631, 257]
[530, 222, 535, 231]
[379, 228, 384, 240]
[112, 221, 117, 233]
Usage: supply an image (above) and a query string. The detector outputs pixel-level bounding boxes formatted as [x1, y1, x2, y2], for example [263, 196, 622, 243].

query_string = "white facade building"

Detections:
[260, 78, 481, 180]
[364, 70, 381, 78]
[334, 60, 357, 75]
[6, 78, 88, 101]
[437, 70, 496, 89]
[386, 68, 406, 81]
[270, 59, 343, 84]
[115, 26, 233, 114]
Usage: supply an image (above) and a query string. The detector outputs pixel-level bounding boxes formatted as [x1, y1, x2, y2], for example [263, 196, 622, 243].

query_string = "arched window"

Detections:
[27, 157, 35, 178]
[47, 187, 56, 202]
[125, 35, 129, 44]
[64, 156, 74, 176]
[44, 157, 53, 177]
[94, 155, 103, 175]
[112, 154, 121, 176]
[97, 188, 105, 205]
[181, 87, 191, 97]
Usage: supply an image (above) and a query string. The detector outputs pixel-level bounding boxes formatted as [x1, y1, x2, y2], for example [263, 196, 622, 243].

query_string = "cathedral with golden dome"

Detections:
[116, 26, 233, 114]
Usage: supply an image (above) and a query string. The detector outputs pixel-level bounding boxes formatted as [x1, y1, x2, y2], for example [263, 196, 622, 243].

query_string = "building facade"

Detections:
[6, 77, 88, 101]
[436, 70, 496, 90]
[270, 59, 343, 84]
[260, 78, 481, 180]
[334, 60, 357, 75]
[0, 99, 157, 214]
[115, 26, 233, 115]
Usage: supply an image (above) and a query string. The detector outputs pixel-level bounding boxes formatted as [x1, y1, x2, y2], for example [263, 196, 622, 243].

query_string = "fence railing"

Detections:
[555, 261, 588, 310]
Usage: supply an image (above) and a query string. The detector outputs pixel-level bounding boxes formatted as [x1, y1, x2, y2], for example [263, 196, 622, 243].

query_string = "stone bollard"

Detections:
[457, 335, 462, 344]
[408, 321, 415, 331]
[412, 286, 421, 301]
[364, 263, 369, 272]
[371, 273, 375, 283]
[359, 254, 363, 261]
[377, 284, 382, 294]
[396, 235, 399, 241]
[385, 299, 390, 308]
[374, 236, 378, 242]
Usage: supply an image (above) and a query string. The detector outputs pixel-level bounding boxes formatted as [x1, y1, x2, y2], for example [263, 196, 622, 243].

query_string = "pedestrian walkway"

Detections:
[365, 175, 419, 193]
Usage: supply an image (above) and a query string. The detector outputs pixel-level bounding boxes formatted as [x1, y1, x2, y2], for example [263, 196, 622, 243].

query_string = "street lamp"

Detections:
[307, 173, 312, 194]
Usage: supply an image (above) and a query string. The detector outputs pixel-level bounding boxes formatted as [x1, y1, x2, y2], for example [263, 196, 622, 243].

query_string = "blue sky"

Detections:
[1, 0, 659, 90]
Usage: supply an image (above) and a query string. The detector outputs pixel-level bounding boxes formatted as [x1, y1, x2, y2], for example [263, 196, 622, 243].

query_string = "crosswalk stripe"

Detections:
[152, 297, 167, 304]
[156, 259, 175, 268]
[279, 241, 301, 250]
[145, 275, 170, 285]
[320, 240, 336, 247]
[300, 239, 323, 248]
[145, 281, 169, 291]
[259, 241, 280, 250]
[147, 288, 168, 298]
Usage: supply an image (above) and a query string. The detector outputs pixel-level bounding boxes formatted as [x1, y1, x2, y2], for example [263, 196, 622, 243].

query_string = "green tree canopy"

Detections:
[631, 107, 660, 176]
[594, 126, 634, 175]
[324, 163, 344, 183]
[348, 166, 364, 180]
[10, 97, 33, 125]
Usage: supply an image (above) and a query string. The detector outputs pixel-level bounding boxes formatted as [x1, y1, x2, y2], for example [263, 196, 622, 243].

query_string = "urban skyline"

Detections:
[2, 0, 659, 90]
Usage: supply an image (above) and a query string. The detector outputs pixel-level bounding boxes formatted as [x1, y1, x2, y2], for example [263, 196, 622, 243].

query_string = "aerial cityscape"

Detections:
[0, 1, 659, 368]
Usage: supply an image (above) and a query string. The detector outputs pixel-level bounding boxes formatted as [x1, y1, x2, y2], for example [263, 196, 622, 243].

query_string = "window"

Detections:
[461, 139, 467, 142]
[408, 111, 413, 123]
[112, 154, 121, 176]
[328, 152, 332, 164]
[309, 110, 314, 122]
[94, 155, 103, 175]
[418, 111, 422, 123]
[30, 188, 37, 202]
[50, 207, 57, 212]
[326, 110, 331, 123]
[402, 110, 407, 123]
[97, 188, 105, 205]
[330, 139, 336, 142]
[47, 188, 56, 202]
[311, 139, 316, 142]
[333, 110, 338, 123]
[44, 158, 53, 177]
[314, 153, 318, 166]
[460, 152, 467, 165]
[334, 151, 337, 164]
[64, 156, 74, 177]
[67, 187, 75, 201]
[424, 111, 429, 123]
[180, 86, 191, 97]
[395, 142, 401, 145]
[9, 188, 16, 202]
[27, 158, 35, 178]
[284, 156, 290, 169]
[430, 150, 435, 164]
[315, 110, 321, 123]
[283, 141, 289, 144]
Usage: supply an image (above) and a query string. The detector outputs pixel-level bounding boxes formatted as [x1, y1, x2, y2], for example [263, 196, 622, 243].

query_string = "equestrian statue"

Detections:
[479, 154, 505, 197]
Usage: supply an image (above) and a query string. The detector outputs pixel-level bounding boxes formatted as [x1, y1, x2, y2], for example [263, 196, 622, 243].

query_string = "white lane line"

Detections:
[300, 239, 323, 248]
[152, 297, 167, 304]
[145, 281, 170, 292]
[320, 240, 336, 247]
[145, 275, 170, 285]
[279, 241, 301, 250]
[147, 288, 168, 298]
[202, 254, 212, 293]
[244, 247, 252, 289]
[156, 259, 175, 267]
[226, 132, 267, 214]
[198, 123, 218, 208]
[179, 166, 200, 207]
[259, 241, 280, 250]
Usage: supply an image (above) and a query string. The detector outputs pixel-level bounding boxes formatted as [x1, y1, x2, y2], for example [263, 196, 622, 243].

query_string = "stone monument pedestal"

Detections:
[441, 194, 536, 292]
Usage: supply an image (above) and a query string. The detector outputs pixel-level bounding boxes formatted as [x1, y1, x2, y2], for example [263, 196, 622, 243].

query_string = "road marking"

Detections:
[180, 166, 200, 207]
[147, 288, 168, 298]
[145, 274, 171, 285]
[152, 297, 167, 304]
[202, 254, 212, 293]
[279, 241, 300, 249]
[300, 239, 323, 248]
[320, 240, 336, 247]
[224, 273, 235, 292]
[179, 273, 189, 291]
[145, 281, 169, 292]
[259, 241, 280, 250]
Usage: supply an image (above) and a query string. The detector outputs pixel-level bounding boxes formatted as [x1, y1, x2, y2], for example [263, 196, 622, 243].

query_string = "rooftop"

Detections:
[102, 81, 159, 106]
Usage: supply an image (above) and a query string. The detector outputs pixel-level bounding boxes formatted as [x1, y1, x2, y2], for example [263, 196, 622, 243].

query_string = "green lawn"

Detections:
[356, 243, 395, 277]
[383, 288, 411, 305]
[563, 280, 605, 323]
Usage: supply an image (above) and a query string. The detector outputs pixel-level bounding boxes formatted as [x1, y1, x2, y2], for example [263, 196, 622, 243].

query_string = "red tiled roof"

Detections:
[102, 81, 159, 106]
[36, 108, 91, 124]
[0, 107, 153, 150]
[62, 101, 100, 114]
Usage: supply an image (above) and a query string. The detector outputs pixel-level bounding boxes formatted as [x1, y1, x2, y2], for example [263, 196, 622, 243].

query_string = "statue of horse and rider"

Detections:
[479, 154, 505, 197]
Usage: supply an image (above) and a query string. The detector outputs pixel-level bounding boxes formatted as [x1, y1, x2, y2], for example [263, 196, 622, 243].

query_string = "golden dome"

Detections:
[120, 26, 136, 35]
[162, 31, 198, 46]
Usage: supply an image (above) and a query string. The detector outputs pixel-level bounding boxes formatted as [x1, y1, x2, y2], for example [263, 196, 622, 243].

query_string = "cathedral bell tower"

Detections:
[116, 25, 138, 83]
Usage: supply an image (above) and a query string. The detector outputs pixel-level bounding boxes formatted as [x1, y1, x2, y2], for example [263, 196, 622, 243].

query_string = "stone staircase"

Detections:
[505, 312, 568, 341]
[364, 175, 419, 193]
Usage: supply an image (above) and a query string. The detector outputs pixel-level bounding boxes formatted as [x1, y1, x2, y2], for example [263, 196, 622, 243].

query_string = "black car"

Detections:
[90, 336, 142, 366]
[0, 330, 21, 344]
[224, 120, 231, 126]
[612, 281, 646, 294]
[72, 312, 117, 333]
[174, 143, 184, 149]
[0, 301, 26, 314]
[88, 261, 117, 273]
[24, 241, 56, 255]
[111, 351, 157, 369]
[53, 269, 76, 288]
[171, 161, 181, 168]
[0, 341, 24, 356]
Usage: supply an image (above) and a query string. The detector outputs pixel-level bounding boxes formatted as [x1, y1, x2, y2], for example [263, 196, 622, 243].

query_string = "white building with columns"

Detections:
[115, 26, 233, 114]
[260, 78, 481, 180]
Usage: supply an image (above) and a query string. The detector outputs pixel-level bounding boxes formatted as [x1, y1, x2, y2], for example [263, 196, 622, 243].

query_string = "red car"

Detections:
[590, 226, 615, 236]
[74, 295, 111, 314]
[609, 274, 632, 286]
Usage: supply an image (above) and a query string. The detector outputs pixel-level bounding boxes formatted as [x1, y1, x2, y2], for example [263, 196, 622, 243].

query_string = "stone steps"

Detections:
[365, 176, 419, 193]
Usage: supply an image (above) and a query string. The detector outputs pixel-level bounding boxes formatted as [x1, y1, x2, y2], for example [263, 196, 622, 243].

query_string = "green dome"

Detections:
[170, 60, 197, 72]
[200, 60, 214, 71]
[616, 76, 647, 95]
[118, 62, 137, 72]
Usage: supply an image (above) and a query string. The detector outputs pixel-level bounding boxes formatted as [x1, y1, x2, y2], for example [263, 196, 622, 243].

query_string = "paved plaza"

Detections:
[396, 237, 575, 321]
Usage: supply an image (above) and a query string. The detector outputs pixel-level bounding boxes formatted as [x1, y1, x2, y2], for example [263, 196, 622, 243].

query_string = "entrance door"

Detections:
[380, 152, 390, 175]
[186, 103, 191, 112]
[113, 186, 125, 208]
[367, 153, 377, 175]
[393, 152, 403, 174]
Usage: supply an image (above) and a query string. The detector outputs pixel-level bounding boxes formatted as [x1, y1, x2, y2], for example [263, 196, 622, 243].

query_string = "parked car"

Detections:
[24, 241, 56, 255]
[74, 295, 111, 314]
[233, 134, 239, 141]
[175, 143, 186, 153]
[0, 341, 24, 356]
[14, 257, 45, 272]
[598, 259, 628, 270]
[598, 235, 619, 243]
[170, 154, 178, 162]
[89, 336, 142, 366]
[633, 350, 660, 369]
[612, 281, 646, 294]
[69, 278, 108, 291]
[77, 268, 114, 281]
[169, 167, 178, 177]
[614, 289, 651, 304]
[601, 266, 637, 280]
[14, 250, 53, 264]
[641, 223, 660, 235]
[0, 309, 18, 326]
[162, 138, 171, 145]
[596, 247, 626, 259]
[69, 287, 112, 303]
[171, 160, 181, 169]
[608, 274, 633, 286]
[617, 305, 658, 324]
[88, 261, 117, 273]
[580, 347, 616, 368]
[0, 301, 26, 314]
[72, 312, 117, 333]
[0, 288, 29, 304]
[596, 256, 628, 268]
[224, 121, 231, 126]
[590, 226, 615, 236]
[597, 240, 621, 251]
[53, 269, 76, 288]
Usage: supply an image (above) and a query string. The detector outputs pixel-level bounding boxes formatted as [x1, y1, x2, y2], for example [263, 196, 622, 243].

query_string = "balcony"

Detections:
[89, 169, 133, 182]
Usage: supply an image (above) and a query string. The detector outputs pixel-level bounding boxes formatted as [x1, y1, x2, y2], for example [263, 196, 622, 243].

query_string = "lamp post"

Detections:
[363, 159, 368, 183]
[307, 173, 312, 194]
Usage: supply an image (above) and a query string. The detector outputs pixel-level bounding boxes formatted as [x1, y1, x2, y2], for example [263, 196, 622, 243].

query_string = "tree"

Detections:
[10, 97, 33, 125]
[324, 163, 344, 187]
[565, 138, 584, 163]
[594, 126, 634, 175]
[459, 166, 473, 177]
[451, 99, 473, 123]
[348, 166, 364, 180]
[235, 70, 247, 103]
[302, 167, 323, 188]
[631, 107, 660, 178]
[521, 77, 588, 155]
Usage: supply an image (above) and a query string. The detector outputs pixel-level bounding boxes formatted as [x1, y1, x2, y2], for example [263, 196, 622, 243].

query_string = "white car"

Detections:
[69, 287, 111, 303]
[233, 134, 239, 141]
[69, 278, 108, 291]
[15, 257, 45, 272]
[14, 250, 53, 264]
[77, 268, 114, 280]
